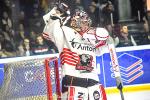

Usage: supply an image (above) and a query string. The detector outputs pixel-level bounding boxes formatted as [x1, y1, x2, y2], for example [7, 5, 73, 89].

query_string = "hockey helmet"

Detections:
[70, 9, 92, 28]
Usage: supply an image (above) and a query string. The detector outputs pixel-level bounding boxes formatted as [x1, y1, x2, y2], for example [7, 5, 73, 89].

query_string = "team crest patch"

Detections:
[93, 90, 100, 100]
[76, 54, 94, 72]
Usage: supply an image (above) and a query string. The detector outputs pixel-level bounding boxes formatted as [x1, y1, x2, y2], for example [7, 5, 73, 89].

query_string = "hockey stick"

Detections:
[119, 88, 125, 100]
[107, 42, 125, 100]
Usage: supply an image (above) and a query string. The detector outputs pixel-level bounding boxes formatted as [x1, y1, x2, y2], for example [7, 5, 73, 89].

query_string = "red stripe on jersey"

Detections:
[60, 48, 80, 66]
[68, 87, 75, 100]
[60, 54, 79, 62]
[61, 60, 77, 66]
[63, 48, 79, 56]
[61, 56, 78, 64]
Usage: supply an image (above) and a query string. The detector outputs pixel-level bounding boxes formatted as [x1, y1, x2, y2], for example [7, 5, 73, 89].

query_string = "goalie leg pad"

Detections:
[88, 84, 107, 100]
[62, 86, 88, 100]
[68, 86, 88, 100]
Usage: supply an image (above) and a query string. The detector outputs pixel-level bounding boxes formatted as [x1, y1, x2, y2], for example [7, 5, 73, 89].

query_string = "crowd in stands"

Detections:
[0, 0, 58, 58]
[0, 0, 150, 58]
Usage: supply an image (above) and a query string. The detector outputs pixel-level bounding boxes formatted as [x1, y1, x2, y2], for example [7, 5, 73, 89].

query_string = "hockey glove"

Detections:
[56, 3, 70, 17]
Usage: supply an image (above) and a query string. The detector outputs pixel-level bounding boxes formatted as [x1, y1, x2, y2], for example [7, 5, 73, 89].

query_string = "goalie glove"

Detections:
[56, 3, 70, 25]
[43, 3, 70, 25]
[56, 3, 70, 17]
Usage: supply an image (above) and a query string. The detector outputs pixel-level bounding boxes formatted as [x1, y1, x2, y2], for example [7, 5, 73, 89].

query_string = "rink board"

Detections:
[96, 45, 150, 93]
[0, 64, 4, 87]
[97, 46, 150, 87]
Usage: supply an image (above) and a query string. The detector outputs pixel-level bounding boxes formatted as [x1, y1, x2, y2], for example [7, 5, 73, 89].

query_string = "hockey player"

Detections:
[42, 3, 123, 100]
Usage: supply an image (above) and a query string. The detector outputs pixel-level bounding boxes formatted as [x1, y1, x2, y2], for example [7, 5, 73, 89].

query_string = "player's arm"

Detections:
[42, 3, 70, 53]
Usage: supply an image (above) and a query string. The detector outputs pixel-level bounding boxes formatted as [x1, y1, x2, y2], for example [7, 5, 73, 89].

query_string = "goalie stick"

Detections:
[107, 42, 125, 100]
[119, 87, 125, 100]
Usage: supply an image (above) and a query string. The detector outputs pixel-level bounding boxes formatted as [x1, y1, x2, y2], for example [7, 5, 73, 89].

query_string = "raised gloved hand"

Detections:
[50, 3, 70, 25]
[56, 3, 70, 17]
[43, 2, 70, 25]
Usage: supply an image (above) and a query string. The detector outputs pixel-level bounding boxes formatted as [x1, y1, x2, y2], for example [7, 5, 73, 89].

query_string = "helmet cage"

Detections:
[70, 10, 92, 28]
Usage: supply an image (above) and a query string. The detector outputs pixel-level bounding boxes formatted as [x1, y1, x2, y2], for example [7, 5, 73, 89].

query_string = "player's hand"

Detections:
[50, 3, 70, 23]
[50, 7, 63, 19]
[56, 3, 70, 17]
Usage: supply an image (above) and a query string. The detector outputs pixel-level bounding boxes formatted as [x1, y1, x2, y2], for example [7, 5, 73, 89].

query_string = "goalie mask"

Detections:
[70, 9, 92, 30]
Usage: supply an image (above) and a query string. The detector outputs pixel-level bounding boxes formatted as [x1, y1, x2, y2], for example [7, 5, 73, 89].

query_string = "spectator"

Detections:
[73, 0, 84, 11]
[32, 35, 56, 55]
[3, 0, 12, 16]
[130, 0, 146, 22]
[105, 24, 114, 37]
[66, 0, 84, 16]
[114, 25, 137, 47]
[88, 3, 98, 27]
[89, 0, 114, 27]
[39, 0, 49, 13]
[16, 24, 25, 43]
[102, 1, 114, 26]
[29, 31, 39, 45]
[29, 8, 45, 34]
[2, 25, 15, 44]
[15, 23, 30, 46]
[17, 38, 32, 56]
[1, 11, 12, 30]
[1, 39, 16, 58]
[18, 11, 25, 25]
[18, 10, 29, 33]
[90, 1, 103, 27]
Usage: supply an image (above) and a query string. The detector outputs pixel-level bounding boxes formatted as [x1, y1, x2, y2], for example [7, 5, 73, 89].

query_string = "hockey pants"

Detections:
[61, 75, 107, 100]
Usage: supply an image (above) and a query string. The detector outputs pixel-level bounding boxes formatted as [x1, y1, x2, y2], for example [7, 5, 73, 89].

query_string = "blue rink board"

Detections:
[97, 48, 150, 88]
[0, 64, 4, 87]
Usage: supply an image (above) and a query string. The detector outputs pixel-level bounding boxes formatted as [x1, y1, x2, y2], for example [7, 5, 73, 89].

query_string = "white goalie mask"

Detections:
[70, 9, 92, 29]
